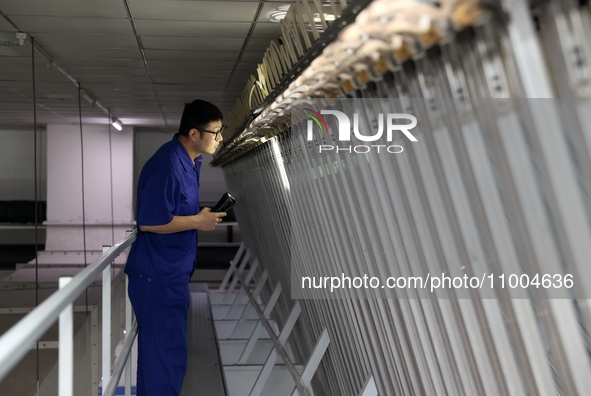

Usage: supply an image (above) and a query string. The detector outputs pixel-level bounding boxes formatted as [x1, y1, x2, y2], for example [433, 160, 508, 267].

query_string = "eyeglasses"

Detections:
[198, 125, 225, 141]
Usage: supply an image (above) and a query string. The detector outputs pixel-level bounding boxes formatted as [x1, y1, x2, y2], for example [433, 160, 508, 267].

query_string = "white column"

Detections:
[45, 123, 134, 251]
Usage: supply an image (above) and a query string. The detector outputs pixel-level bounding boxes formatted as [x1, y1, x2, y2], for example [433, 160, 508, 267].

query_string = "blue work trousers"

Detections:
[128, 277, 190, 396]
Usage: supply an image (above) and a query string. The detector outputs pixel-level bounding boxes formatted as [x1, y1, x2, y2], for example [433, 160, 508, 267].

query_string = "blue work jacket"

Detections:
[125, 134, 201, 286]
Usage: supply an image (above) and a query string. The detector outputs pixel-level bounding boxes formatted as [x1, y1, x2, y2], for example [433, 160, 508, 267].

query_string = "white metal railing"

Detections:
[0, 229, 137, 396]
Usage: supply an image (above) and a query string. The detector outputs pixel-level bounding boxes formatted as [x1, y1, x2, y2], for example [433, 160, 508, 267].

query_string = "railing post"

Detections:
[102, 245, 112, 391]
[59, 276, 73, 396]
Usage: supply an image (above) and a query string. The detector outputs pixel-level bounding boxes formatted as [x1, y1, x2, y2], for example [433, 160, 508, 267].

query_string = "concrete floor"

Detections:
[0, 270, 13, 281]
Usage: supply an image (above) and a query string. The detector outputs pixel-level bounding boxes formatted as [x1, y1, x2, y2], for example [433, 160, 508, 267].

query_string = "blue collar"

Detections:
[172, 133, 201, 173]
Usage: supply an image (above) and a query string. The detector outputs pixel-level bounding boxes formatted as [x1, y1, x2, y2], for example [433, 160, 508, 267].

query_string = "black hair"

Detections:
[178, 99, 223, 136]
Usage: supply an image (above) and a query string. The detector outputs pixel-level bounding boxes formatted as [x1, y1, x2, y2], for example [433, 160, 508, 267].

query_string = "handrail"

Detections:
[0, 229, 137, 382]
[103, 321, 139, 396]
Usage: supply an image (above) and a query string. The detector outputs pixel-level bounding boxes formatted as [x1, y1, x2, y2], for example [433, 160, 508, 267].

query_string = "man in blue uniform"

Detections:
[125, 99, 226, 396]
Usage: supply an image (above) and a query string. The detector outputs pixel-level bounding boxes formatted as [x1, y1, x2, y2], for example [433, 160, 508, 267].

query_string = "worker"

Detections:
[125, 99, 227, 396]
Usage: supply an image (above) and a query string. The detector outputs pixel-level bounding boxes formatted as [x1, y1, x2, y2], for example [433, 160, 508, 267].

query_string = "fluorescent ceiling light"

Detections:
[112, 119, 123, 131]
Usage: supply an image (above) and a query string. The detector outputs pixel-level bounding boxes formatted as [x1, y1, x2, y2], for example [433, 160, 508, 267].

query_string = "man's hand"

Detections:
[138, 208, 226, 234]
[195, 207, 226, 231]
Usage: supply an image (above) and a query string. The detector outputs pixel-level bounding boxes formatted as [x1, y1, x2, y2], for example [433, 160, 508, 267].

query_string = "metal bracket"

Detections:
[250, 302, 302, 396]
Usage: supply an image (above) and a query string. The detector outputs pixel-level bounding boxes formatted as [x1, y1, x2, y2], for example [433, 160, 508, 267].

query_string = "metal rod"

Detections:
[102, 245, 112, 390]
[103, 322, 139, 396]
[31, 33, 41, 396]
[250, 302, 302, 396]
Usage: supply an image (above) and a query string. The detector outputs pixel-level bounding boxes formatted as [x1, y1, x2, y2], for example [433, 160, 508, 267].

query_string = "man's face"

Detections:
[192, 120, 223, 155]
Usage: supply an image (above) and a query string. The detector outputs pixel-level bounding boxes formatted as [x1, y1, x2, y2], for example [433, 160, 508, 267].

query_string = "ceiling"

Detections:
[0, 0, 295, 130]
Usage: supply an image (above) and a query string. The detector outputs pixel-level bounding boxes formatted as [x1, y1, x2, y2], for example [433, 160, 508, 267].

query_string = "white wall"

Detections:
[45, 123, 134, 250]
[46, 124, 133, 224]
[134, 131, 228, 209]
[0, 126, 47, 201]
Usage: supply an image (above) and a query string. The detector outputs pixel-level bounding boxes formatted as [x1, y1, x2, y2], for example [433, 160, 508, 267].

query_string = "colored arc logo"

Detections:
[305, 108, 328, 132]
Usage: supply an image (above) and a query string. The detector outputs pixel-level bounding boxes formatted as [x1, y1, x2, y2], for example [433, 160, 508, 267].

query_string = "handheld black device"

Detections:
[212, 192, 237, 213]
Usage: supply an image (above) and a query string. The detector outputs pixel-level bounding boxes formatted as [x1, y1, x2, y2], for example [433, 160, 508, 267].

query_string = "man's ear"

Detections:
[189, 128, 198, 140]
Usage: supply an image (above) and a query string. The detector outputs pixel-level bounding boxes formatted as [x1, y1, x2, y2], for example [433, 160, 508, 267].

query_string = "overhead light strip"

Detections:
[112, 119, 123, 131]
